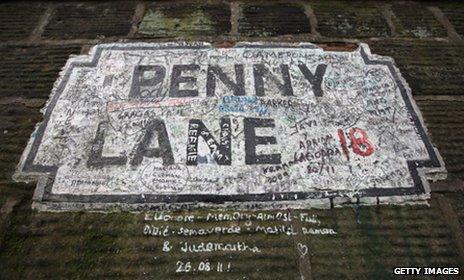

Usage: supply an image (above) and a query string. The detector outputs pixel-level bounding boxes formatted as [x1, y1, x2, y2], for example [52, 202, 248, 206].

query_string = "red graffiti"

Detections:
[338, 128, 374, 159]
[337, 129, 350, 161]
[349, 128, 374, 157]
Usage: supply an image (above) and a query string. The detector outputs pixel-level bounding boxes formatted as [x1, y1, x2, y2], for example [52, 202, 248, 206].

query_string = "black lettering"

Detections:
[129, 65, 166, 99]
[130, 119, 174, 166]
[206, 64, 245, 96]
[87, 122, 127, 168]
[253, 64, 294, 96]
[186, 118, 231, 165]
[169, 64, 200, 97]
[298, 64, 327, 97]
[244, 118, 281, 164]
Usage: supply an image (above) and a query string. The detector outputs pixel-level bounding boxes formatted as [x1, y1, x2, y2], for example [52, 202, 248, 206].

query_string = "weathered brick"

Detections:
[446, 192, 464, 231]
[43, 2, 135, 39]
[312, 1, 390, 38]
[416, 99, 464, 178]
[0, 102, 41, 216]
[0, 201, 461, 279]
[308, 202, 461, 279]
[0, 45, 81, 99]
[137, 3, 231, 37]
[391, 2, 447, 38]
[369, 40, 464, 96]
[0, 2, 47, 41]
[0, 209, 301, 279]
[437, 2, 464, 38]
[0, 103, 42, 182]
[238, 3, 310, 36]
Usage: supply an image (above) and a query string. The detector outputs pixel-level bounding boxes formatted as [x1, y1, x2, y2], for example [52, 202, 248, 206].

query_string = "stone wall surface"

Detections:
[0, 1, 463, 279]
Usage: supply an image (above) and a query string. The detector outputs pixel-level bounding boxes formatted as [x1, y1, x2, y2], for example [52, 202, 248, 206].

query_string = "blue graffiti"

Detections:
[218, 96, 268, 116]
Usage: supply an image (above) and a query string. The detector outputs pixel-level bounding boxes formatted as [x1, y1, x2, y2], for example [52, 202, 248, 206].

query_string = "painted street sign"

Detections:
[15, 42, 446, 211]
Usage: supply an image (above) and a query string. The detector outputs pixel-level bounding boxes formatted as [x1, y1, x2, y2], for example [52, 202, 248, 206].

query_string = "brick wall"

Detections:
[0, 1, 463, 279]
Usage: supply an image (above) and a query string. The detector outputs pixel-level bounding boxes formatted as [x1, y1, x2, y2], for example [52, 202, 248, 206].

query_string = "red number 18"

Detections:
[338, 128, 374, 160]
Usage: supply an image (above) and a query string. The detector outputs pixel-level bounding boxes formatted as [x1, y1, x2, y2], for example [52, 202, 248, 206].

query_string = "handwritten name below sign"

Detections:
[142, 211, 336, 275]
[15, 42, 446, 211]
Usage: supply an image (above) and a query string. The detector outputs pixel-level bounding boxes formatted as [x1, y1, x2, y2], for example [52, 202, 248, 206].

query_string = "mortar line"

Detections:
[302, 2, 320, 39]
[2, 35, 464, 48]
[128, 1, 147, 38]
[230, 1, 240, 36]
[428, 6, 461, 41]
[413, 95, 464, 102]
[436, 194, 464, 265]
[29, 3, 56, 43]
[0, 197, 19, 250]
[382, 4, 397, 37]
[288, 209, 313, 280]
[430, 179, 464, 192]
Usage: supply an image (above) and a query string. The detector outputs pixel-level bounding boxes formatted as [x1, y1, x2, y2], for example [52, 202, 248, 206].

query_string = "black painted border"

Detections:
[18, 43, 444, 206]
